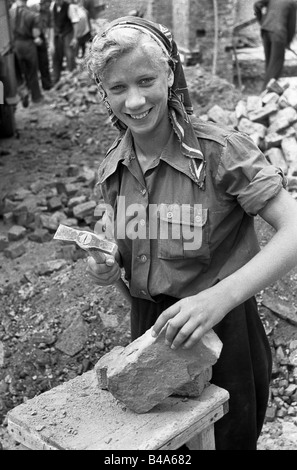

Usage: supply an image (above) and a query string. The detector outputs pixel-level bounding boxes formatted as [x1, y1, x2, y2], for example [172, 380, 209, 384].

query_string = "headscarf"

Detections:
[94, 16, 205, 187]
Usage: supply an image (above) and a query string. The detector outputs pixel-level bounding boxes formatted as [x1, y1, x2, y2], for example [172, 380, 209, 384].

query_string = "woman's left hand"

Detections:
[151, 288, 229, 350]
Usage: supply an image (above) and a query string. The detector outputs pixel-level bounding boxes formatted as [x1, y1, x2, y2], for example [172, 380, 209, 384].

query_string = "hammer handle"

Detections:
[88, 248, 132, 305]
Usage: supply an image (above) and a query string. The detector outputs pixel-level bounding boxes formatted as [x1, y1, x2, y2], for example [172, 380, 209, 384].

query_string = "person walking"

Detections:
[254, 0, 297, 90]
[49, 0, 80, 85]
[9, 0, 44, 105]
[84, 16, 297, 450]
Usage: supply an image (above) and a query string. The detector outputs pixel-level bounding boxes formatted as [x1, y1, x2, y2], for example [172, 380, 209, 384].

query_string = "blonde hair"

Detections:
[85, 26, 172, 83]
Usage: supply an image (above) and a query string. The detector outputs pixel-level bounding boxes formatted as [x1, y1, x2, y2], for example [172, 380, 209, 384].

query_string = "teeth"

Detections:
[130, 110, 150, 120]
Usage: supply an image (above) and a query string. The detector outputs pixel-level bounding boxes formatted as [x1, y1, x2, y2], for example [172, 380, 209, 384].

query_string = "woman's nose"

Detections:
[125, 87, 146, 109]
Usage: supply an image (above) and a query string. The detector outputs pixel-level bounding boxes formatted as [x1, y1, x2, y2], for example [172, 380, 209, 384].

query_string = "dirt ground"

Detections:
[0, 64, 297, 451]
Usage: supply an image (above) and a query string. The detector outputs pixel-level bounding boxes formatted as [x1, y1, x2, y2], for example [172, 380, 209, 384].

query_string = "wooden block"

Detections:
[7, 370, 229, 450]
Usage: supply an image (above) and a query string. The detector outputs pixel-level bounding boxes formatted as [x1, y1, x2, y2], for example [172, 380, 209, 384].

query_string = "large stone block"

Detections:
[95, 327, 222, 413]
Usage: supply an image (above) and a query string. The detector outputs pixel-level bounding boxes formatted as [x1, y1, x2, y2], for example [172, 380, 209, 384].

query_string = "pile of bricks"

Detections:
[203, 78, 297, 197]
[0, 163, 100, 260]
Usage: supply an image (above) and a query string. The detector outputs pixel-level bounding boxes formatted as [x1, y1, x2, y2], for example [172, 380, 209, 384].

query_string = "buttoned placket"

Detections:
[121, 155, 154, 300]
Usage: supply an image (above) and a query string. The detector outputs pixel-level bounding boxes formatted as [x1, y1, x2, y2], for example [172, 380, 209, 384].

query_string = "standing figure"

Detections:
[71, 0, 92, 58]
[85, 17, 297, 450]
[9, 0, 43, 105]
[254, 0, 297, 90]
[27, 0, 52, 90]
[49, 0, 80, 84]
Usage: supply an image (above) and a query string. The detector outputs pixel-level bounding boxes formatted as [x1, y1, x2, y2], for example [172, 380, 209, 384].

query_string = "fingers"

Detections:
[151, 298, 207, 350]
[151, 303, 181, 338]
[86, 256, 120, 285]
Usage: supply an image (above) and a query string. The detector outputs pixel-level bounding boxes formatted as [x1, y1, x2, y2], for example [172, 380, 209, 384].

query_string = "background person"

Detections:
[85, 16, 297, 450]
[9, 0, 44, 105]
[49, 0, 80, 84]
[254, 0, 297, 90]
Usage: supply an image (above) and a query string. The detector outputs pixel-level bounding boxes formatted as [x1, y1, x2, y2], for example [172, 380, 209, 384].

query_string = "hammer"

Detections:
[53, 224, 132, 304]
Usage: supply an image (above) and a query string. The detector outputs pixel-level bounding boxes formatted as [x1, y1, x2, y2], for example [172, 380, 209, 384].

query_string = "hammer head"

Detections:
[53, 224, 118, 257]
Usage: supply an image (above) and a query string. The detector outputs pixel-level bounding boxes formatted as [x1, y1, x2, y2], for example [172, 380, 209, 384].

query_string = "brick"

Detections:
[268, 107, 297, 133]
[68, 195, 87, 209]
[4, 243, 26, 259]
[246, 95, 263, 113]
[0, 235, 9, 251]
[47, 196, 63, 211]
[28, 228, 52, 243]
[281, 136, 297, 168]
[3, 212, 14, 225]
[73, 200, 96, 219]
[237, 118, 266, 138]
[278, 87, 297, 109]
[95, 327, 222, 413]
[207, 105, 229, 126]
[8, 225, 27, 241]
[248, 102, 279, 124]
[265, 148, 288, 174]
[261, 92, 279, 107]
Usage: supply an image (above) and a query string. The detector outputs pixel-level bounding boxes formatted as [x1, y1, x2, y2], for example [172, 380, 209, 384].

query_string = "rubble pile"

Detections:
[202, 78, 297, 199]
[0, 162, 102, 262]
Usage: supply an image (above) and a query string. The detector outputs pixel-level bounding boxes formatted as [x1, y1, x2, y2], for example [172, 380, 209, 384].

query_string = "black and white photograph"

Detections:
[0, 0, 297, 453]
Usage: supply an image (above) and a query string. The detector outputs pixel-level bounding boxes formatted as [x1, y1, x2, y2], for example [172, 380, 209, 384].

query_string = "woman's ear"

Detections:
[168, 68, 174, 88]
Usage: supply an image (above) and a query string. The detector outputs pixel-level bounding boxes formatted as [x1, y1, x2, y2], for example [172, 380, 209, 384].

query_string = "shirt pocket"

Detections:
[157, 204, 210, 260]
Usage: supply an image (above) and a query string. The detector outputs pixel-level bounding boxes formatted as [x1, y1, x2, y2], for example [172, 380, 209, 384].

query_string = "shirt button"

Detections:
[140, 219, 146, 226]
[167, 211, 173, 219]
[140, 254, 147, 263]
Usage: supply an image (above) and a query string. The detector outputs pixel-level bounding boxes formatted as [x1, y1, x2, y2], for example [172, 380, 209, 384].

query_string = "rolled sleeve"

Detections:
[237, 165, 286, 215]
[217, 131, 287, 216]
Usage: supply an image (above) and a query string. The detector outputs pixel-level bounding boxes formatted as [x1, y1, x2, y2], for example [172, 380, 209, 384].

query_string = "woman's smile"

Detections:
[128, 109, 151, 120]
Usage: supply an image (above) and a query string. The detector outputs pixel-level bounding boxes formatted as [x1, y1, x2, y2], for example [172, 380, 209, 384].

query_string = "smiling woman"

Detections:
[84, 16, 297, 450]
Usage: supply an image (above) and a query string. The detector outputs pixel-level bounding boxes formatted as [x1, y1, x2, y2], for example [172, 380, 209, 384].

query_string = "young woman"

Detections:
[85, 16, 297, 450]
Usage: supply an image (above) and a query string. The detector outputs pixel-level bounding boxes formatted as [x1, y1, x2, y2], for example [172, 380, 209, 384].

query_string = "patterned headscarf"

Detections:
[92, 16, 205, 186]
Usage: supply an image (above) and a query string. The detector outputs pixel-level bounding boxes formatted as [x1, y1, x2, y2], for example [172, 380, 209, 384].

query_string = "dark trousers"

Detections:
[14, 39, 43, 102]
[37, 33, 52, 90]
[131, 295, 272, 450]
[52, 32, 76, 84]
[261, 30, 286, 90]
[77, 31, 92, 58]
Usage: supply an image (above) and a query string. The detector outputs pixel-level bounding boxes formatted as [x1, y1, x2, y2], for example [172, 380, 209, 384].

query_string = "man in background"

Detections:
[9, 0, 44, 105]
[49, 0, 80, 85]
[27, 0, 52, 90]
[254, 0, 297, 90]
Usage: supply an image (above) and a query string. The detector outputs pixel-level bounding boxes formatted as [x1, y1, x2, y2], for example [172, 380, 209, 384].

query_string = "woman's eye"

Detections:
[139, 78, 154, 86]
[110, 85, 125, 93]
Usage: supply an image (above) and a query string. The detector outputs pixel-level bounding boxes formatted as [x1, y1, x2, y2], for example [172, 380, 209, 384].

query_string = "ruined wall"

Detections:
[100, 0, 148, 21]
[171, 0, 236, 80]
[95, 0, 258, 82]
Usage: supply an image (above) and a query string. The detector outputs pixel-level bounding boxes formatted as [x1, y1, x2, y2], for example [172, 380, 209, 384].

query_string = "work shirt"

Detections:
[10, 3, 40, 41]
[98, 116, 285, 302]
[254, 0, 297, 45]
[50, 1, 79, 36]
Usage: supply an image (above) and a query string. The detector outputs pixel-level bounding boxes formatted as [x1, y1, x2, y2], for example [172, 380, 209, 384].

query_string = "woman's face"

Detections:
[101, 43, 174, 138]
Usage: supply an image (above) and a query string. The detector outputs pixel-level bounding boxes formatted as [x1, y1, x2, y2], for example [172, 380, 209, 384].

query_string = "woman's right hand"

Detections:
[86, 254, 121, 286]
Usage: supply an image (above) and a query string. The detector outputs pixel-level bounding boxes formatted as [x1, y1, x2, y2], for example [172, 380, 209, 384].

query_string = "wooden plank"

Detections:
[7, 371, 229, 451]
[186, 426, 215, 450]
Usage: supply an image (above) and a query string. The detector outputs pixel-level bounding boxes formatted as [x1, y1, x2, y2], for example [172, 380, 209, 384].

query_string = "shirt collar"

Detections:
[97, 110, 206, 188]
